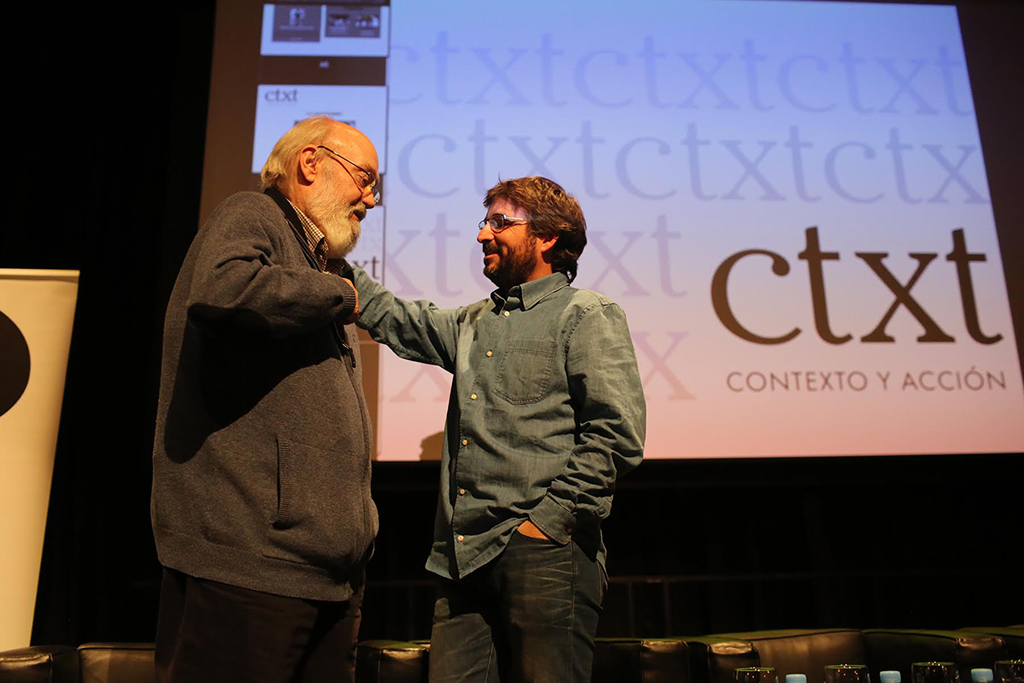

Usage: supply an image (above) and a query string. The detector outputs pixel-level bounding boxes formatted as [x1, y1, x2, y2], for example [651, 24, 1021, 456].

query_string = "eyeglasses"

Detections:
[478, 213, 528, 233]
[316, 145, 381, 204]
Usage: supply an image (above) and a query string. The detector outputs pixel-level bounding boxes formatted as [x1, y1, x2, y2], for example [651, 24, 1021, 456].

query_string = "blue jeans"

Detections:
[429, 531, 606, 683]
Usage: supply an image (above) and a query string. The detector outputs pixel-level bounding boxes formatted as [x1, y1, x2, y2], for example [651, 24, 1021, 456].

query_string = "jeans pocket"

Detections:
[515, 531, 560, 546]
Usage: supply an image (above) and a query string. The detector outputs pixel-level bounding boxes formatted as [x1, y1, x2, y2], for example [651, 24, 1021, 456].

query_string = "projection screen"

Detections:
[201, 0, 1024, 459]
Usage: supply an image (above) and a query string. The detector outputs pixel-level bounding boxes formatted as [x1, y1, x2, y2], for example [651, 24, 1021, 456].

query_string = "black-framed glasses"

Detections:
[478, 213, 528, 233]
[316, 145, 381, 204]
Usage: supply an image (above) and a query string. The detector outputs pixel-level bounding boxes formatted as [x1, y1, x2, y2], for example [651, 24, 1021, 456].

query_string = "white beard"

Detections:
[306, 166, 363, 259]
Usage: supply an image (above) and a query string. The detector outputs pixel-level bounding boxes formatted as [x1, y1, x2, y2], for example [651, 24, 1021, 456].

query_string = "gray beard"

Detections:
[307, 173, 361, 259]
[320, 210, 360, 259]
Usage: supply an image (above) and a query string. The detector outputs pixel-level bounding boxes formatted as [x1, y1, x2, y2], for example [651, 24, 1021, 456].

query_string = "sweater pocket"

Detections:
[272, 438, 296, 529]
[268, 436, 370, 568]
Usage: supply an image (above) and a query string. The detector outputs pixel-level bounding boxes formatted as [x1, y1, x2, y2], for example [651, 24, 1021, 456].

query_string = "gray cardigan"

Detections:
[152, 190, 377, 601]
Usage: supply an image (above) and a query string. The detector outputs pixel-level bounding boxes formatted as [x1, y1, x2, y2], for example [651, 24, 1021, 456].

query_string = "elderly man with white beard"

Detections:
[152, 117, 380, 683]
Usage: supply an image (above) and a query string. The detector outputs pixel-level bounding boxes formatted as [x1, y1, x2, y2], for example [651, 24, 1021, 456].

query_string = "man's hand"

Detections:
[341, 278, 360, 324]
[516, 519, 551, 540]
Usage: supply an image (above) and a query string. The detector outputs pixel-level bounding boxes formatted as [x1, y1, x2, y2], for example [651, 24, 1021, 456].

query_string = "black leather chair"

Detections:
[863, 629, 1008, 683]
[688, 629, 865, 683]
[77, 643, 155, 683]
[0, 645, 79, 683]
[959, 627, 1024, 659]
[356, 643, 428, 683]
[2, 641, 427, 683]
[593, 637, 690, 683]
[4, 628, 1016, 683]
[356, 640, 429, 683]
[685, 635, 760, 683]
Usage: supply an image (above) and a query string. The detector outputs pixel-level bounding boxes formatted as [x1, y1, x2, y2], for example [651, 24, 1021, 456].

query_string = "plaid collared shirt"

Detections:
[288, 200, 346, 275]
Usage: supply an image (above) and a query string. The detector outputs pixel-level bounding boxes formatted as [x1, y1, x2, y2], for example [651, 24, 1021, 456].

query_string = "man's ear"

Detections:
[538, 233, 559, 260]
[297, 145, 320, 184]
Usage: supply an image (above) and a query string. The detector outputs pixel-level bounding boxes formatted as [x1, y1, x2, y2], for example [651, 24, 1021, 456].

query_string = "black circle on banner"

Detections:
[0, 310, 32, 417]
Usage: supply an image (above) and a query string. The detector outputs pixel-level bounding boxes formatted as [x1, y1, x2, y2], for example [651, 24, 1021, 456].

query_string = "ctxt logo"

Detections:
[264, 89, 298, 103]
[712, 227, 1001, 346]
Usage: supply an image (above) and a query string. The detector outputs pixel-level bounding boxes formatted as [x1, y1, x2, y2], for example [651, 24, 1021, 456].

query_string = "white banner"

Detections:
[0, 269, 79, 650]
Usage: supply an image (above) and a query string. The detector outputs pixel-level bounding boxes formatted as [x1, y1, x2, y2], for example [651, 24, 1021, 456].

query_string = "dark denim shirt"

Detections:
[355, 268, 646, 580]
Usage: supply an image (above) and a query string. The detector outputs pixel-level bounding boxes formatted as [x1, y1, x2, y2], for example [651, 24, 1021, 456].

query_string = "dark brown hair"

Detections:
[484, 176, 587, 282]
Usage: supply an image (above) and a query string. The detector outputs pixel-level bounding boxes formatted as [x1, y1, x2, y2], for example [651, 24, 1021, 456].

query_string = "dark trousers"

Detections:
[429, 532, 606, 683]
[155, 567, 362, 683]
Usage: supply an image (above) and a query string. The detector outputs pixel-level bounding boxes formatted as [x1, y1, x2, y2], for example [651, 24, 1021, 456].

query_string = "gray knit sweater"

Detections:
[152, 191, 377, 601]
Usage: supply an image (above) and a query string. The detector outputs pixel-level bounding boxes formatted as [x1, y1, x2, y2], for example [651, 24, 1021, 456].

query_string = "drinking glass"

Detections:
[825, 664, 871, 683]
[736, 667, 779, 683]
[912, 662, 961, 683]
[994, 660, 1024, 683]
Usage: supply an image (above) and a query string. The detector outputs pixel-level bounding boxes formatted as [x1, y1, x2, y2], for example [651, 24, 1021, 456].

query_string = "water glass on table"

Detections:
[736, 667, 779, 683]
[994, 660, 1024, 683]
[825, 664, 872, 683]
[912, 661, 961, 683]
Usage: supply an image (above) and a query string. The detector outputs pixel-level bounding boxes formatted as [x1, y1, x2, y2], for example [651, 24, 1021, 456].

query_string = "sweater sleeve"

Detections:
[184, 194, 357, 337]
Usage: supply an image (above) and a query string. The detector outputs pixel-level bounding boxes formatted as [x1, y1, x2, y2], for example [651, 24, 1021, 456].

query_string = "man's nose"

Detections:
[362, 188, 377, 209]
[476, 226, 493, 243]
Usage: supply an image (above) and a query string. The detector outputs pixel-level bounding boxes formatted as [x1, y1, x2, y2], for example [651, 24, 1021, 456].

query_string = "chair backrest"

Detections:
[959, 627, 1024, 659]
[0, 645, 79, 683]
[707, 629, 866, 683]
[355, 640, 429, 683]
[863, 629, 1007, 683]
[593, 637, 691, 683]
[77, 643, 155, 683]
[686, 636, 760, 683]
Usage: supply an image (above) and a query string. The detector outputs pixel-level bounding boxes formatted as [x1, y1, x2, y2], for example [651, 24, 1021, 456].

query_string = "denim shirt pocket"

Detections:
[494, 339, 557, 404]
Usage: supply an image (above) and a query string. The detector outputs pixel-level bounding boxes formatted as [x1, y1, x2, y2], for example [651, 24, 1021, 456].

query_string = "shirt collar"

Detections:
[287, 200, 330, 270]
[490, 272, 570, 311]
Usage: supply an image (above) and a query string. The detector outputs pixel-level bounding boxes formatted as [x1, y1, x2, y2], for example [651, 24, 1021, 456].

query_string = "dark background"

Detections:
[4, 1, 1021, 646]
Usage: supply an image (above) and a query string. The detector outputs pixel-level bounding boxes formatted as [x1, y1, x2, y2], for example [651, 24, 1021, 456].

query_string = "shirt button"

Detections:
[503, 311, 510, 317]
[457, 534, 465, 542]
[470, 393, 477, 400]
[461, 439, 468, 446]
[486, 350, 493, 357]
[459, 488, 466, 495]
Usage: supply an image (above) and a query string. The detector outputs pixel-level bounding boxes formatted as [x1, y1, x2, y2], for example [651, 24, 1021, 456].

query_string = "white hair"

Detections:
[259, 116, 339, 190]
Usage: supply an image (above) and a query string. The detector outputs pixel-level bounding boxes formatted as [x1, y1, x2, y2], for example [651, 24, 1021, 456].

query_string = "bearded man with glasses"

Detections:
[353, 176, 646, 682]
[152, 117, 380, 683]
